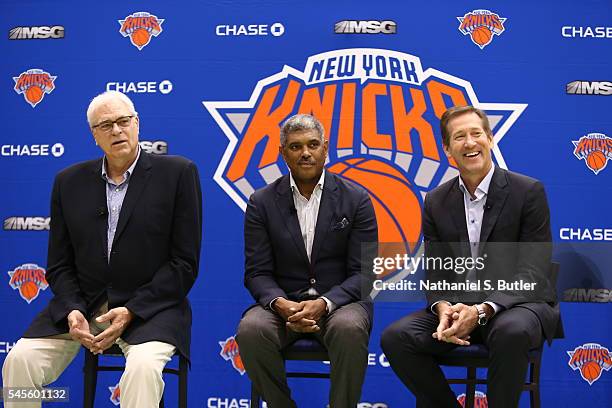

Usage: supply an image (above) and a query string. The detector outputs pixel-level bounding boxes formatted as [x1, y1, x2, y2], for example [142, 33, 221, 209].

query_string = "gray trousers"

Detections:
[236, 303, 371, 408]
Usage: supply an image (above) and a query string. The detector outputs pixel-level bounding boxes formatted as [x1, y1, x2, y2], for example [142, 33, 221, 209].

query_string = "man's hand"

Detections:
[91, 307, 134, 354]
[273, 298, 303, 321]
[437, 303, 478, 344]
[67, 310, 94, 349]
[286, 299, 327, 333]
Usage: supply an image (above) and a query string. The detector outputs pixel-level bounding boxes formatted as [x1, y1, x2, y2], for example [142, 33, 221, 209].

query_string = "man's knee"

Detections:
[124, 352, 164, 380]
[236, 310, 276, 349]
[380, 320, 408, 356]
[325, 307, 369, 345]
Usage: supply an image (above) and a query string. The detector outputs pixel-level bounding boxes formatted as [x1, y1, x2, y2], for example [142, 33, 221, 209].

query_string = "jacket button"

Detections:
[310, 278, 316, 284]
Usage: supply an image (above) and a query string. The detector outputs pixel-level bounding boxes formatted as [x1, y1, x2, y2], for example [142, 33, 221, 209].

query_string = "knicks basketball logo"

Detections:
[572, 133, 611, 175]
[219, 335, 246, 375]
[458, 9, 507, 49]
[108, 383, 121, 406]
[7, 263, 48, 303]
[205, 48, 525, 288]
[118, 12, 164, 50]
[457, 391, 488, 407]
[567, 343, 612, 385]
[13, 69, 57, 108]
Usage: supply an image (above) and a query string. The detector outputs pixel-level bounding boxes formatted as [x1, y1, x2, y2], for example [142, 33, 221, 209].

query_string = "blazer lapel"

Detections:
[447, 180, 471, 257]
[479, 167, 509, 244]
[112, 153, 152, 248]
[90, 159, 109, 257]
[310, 172, 338, 265]
[275, 176, 310, 266]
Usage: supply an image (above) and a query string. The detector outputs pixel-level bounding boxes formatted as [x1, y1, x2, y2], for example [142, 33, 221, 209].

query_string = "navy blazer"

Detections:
[24, 152, 202, 359]
[243, 171, 378, 320]
[423, 166, 562, 343]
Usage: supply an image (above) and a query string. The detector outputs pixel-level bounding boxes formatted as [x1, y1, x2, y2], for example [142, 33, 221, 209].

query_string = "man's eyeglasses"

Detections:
[92, 115, 135, 133]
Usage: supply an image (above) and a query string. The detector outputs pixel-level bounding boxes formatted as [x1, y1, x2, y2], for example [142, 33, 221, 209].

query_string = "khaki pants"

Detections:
[2, 305, 175, 408]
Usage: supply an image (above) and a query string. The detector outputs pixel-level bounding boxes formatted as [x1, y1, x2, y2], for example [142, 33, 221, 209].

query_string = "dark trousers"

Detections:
[380, 307, 543, 408]
[236, 303, 370, 408]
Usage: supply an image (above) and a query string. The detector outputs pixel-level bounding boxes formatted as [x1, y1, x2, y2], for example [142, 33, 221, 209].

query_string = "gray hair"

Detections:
[280, 114, 325, 146]
[86, 90, 138, 127]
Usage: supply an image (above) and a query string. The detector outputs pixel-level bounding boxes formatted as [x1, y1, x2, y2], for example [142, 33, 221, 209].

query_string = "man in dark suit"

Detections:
[380, 105, 561, 408]
[2, 91, 202, 408]
[236, 114, 378, 408]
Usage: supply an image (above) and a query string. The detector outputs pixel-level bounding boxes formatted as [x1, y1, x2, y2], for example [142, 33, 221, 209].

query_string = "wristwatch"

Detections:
[475, 304, 488, 326]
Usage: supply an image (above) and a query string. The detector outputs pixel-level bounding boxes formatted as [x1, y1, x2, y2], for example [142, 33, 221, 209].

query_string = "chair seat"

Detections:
[282, 338, 329, 361]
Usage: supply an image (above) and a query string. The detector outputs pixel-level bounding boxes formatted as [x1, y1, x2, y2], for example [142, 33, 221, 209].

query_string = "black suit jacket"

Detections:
[243, 172, 378, 320]
[423, 167, 562, 343]
[24, 152, 202, 359]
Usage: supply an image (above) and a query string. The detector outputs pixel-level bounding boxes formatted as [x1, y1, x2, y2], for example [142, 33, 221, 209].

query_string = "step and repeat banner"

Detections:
[1, 1, 611, 407]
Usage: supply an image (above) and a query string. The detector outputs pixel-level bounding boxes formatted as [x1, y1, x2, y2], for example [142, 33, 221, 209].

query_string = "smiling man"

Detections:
[236, 113, 378, 408]
[2, 91, 202, 408]
[380, 105, 562, 408]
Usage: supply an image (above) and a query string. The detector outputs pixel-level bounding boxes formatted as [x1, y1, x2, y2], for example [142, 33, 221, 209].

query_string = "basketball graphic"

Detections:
[457, 10, 507, 49]
[19, 281, 38, 302]
[581, 361, 602, 384]
[12, 69, 57, 107]
[131, 28, 150, 48]
[586, 150, 606, 173]
[572, 133, 611, 175]
[471, 26, 492, 47]
[328, 158, 422, 279]
[8, 263, 49, 303]
[25, 86, 44, 105]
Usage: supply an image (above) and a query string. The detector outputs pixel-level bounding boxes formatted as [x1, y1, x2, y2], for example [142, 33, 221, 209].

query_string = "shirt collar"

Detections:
[458, 163, 495, 200]
[290, 169, 325, 197]
[101, 146, 141, 183]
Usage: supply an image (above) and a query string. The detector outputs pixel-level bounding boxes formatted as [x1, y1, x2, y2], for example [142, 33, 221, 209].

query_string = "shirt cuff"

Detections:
[430, 300, 452, 315]
[483, 301, 503, 316]
[269, 296, 283, 311]
[320, 296, 336, 314]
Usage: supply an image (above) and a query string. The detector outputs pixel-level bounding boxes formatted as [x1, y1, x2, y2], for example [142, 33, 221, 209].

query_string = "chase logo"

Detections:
[219, 335, 246, 375]
[118, 12, 164, 50]
[8, 263, 49, 304]
[457, 10, 506, 49]
[572, 133, 611, 175]
[13, 69, 57, 108]
[204, 48, 525, 288]
[567, 343, 612, 385]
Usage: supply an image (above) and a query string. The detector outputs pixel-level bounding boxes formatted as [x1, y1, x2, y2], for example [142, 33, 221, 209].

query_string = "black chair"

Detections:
[435, 344, 543, 408]
[250, 338, 330, 408]
[83, 344, 188, 408]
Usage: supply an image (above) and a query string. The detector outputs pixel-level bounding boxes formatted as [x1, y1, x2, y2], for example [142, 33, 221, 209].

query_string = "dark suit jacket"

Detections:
[243, 172, 378, 320]
[423, 166, 562, 343]
[24, 152, 202, 359]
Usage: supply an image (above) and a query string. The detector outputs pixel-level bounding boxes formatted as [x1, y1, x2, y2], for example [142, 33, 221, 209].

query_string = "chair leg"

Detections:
[83, 350, 98, 408]
[179, 356, 188, 408]
[529, 359, 542, 408]
[250, 382, 260, 408]
[465, 366, 477, 408]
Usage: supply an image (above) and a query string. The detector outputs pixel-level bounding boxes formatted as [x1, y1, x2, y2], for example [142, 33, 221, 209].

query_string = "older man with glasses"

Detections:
[2, 91, 202, 408]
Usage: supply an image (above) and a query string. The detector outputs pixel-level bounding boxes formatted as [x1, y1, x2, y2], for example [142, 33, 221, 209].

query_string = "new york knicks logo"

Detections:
[108, 383, 121, 406]
[458, 10, 507, 49]
[204, 48, 525, 290]
[13, 69, 57, 108]
[118, 12, 164, 50]
[567, 343, 612, 385]
[572, 133, 611, 175]
[7, 263, 48, 303]
[219, 335, 246, 375]
[457, 391, 488, 407]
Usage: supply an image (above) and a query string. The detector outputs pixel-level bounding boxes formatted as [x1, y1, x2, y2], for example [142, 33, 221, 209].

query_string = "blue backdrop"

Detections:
[1, 1, 611, 407]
